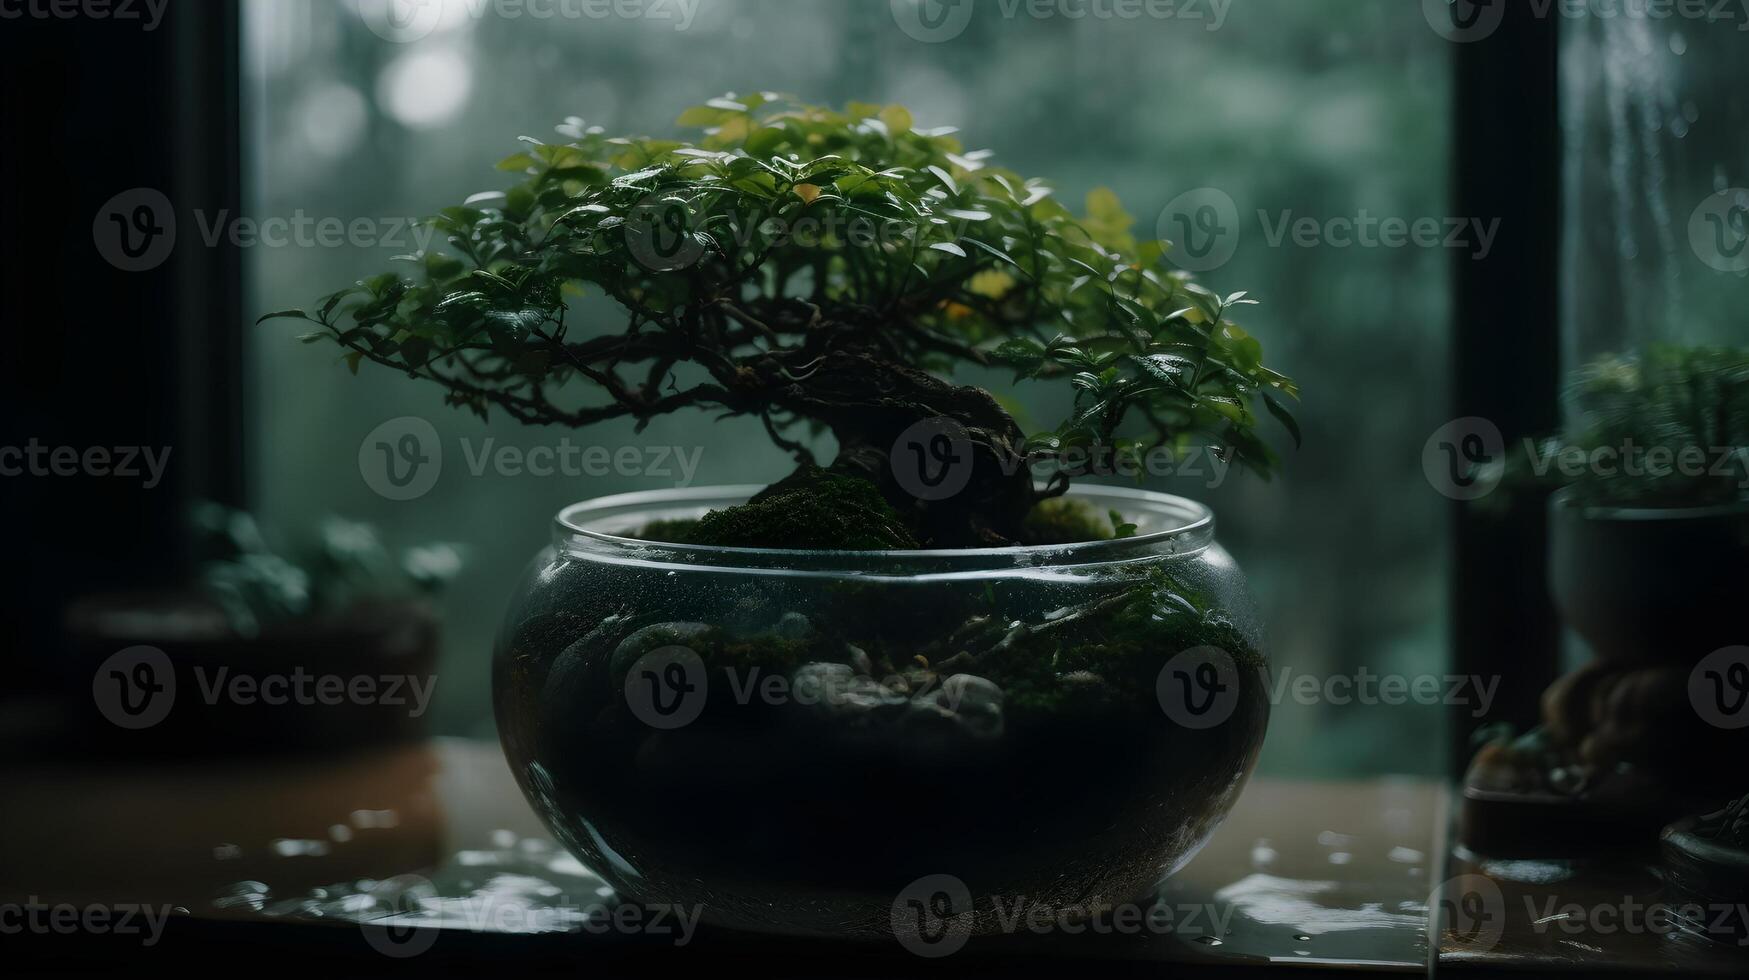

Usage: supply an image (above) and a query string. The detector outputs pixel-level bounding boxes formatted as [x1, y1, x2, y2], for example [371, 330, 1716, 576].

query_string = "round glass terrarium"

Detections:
[494, 485, 1269, 938]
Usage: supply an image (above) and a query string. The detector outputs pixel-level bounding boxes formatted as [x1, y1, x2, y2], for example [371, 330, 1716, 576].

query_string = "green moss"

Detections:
[1020, 497, 1117, 546]
[688, 469, 922, 550]
[972, 572, 1264, 716]
[642, 484, 1125, 550]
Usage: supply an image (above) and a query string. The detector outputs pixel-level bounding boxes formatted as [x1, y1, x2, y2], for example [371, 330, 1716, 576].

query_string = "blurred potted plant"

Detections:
[1466, 347, 1749, 853]
[1540, 348, 1749, 664]
[270, 95, 1299, 936]
[66, 504, 461, 754]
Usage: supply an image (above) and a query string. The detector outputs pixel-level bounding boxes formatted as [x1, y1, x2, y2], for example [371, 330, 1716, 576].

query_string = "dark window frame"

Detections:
[0, 0, 242, 694]
[1448, 4, 1563, 770]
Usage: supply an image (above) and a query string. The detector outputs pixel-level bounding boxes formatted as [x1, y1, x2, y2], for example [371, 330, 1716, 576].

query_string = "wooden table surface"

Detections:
[0, 738, 1744, 975]
[1439, 846, 1745, 976]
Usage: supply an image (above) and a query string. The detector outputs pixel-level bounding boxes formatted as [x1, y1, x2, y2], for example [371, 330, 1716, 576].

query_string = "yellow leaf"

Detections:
[1086, 187, 1126, 221]
[1081, 188, 1137, 252]
[676, 105, 727, 127]
[968, 268, 1015, 300]
[713, 114, 752, 146]
[880, 105, 913, 136]
[794, 183, 822, 205]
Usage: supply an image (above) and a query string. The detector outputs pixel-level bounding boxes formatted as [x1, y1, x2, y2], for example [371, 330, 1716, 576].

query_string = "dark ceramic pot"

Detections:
[1548, 491, 1749, 666]
[64, 592, 440, 755]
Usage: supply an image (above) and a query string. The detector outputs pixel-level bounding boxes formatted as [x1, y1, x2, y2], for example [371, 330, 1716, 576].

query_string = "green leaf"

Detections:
[401, 338, 432, 369]
[927, 165, 959, 195]
[959, 236, 1028, 275]
[484, 308, 548, 334]
[435, 291, 489, 312]
[744, 126, 788, 158]
[1110, 510, 1139, 539]
[992, 337, 1047, 366]
[1203, 395, 1249, 424]
[1264, 390, 1304, 449]
[1184, 285, 1224, 324]
[1133, 353, 1195, 387]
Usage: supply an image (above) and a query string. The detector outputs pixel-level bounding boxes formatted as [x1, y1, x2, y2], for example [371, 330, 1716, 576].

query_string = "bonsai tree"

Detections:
[266, 94, 1298, 548]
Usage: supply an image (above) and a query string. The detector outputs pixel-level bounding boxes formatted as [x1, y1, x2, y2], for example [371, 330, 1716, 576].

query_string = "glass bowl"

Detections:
[494, 485, 1269, 938]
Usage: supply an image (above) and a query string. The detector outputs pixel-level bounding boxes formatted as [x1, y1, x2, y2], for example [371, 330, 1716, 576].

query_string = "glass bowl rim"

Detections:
[552, 484, 1216, 574]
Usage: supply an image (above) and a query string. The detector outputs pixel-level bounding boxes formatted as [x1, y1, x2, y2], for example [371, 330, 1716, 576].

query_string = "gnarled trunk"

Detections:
[759, 348, 1038, 547]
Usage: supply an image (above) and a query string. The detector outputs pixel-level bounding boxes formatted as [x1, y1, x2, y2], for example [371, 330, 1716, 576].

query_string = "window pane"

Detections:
[246, 0, 1451, 773]
[1561, 13, 1747, 367]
